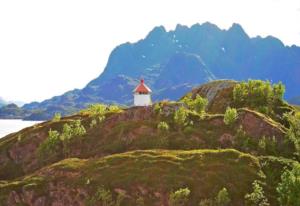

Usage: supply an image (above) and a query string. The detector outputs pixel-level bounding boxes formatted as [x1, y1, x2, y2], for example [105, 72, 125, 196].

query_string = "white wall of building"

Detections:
[134, 94, 152, 106]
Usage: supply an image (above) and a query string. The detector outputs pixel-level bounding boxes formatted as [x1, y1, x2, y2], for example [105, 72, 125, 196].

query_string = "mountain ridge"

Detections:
[3, 22, 300, 120]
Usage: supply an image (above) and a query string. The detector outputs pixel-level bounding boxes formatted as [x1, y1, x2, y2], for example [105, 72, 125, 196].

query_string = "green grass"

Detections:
[0, 149, 262, 205]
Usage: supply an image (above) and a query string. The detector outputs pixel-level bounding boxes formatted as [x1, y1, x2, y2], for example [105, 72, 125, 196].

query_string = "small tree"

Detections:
[174, 107, 188, 127]
[224, 107, 238, 126]
[193, 95, 208, 114]
[277, 164, 300, 206]
[37, 129, 61, 162]
[157, 121, 169, 132]
[215, 188, 231, 206]
[169, 188, 191, 206]
[52, 113, 61, 122]
[245, 180, 269, 206]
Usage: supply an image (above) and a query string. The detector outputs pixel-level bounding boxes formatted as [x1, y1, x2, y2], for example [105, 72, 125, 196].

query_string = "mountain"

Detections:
[0, 97, 6, 108]
[0, 80, 299, 205]
[7, 22, 300, 120]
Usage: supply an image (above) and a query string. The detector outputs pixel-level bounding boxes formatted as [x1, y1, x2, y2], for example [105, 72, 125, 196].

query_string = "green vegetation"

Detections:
[215, 188, 231, 206]
[245, 180, 269, 206]
[277, 164, 300, 206]
[233, 80, 285, 115]
[52, 113, 61, 122]
[181, 94, 208, 114]
[1, 80, 300, 206]
[168, 188, 191, 206]
[174, 106, 188, 126]
[37, 120, 86, 162]
[157, 121, 169, 132]
[223, 107, 238, 126]
[37, 129, 61, 163]
[284, 112, 300, 155]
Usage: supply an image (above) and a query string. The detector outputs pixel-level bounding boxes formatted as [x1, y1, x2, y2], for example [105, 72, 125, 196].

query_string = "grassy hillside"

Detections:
[0, 80, 300, 206]
[0, 149, 264, 205]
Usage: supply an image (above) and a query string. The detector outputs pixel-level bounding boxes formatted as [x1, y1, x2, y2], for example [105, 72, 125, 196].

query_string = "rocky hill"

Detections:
[6, 22, 299, 120]
[0, 80, 300, 206]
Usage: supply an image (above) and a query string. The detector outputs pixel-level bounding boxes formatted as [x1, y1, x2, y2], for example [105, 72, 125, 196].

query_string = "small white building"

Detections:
[133, 79, 152, 106]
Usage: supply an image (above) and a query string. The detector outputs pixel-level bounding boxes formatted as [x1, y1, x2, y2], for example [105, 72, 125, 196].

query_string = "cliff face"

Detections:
[0, 80, 298, 206]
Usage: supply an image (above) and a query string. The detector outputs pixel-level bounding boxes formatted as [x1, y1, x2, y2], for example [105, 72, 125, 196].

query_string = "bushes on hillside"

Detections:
[277, 164, 300, 206]
[181, 94, 208, 114]
[37, 129, 61, 162]
[233, 80, 285, 115]
[224, 107, 238, 126]
[244, 180, 269, 206]
[37, 120, 86, 162]
[157, 121, 169, 132]
[284, 112, 300, 154]
[174, 107, 188, 126]
[168, 188, 191, 206]
[215, 188, 231, 206]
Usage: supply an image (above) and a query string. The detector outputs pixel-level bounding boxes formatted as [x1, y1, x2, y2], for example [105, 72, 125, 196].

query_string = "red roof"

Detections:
[133, 79, 152, 93]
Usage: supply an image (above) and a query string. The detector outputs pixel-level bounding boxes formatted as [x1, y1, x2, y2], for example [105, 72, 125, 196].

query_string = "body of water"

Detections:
[0, 119, 42, 138]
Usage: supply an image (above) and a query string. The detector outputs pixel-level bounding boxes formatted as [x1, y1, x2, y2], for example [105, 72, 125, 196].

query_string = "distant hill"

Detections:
[0, 97, 6, 108]
[4, 22, 300, 120]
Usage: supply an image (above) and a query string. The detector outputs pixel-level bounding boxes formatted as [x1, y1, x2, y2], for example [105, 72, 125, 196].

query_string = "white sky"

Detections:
[0, 0, 299, 103]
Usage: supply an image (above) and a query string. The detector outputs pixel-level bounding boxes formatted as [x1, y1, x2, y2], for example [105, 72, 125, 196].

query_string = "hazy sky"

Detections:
[0, 0, 299, 103]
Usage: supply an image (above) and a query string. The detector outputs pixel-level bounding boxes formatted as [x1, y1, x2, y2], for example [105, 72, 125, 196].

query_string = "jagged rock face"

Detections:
[183, 80, 237, 113]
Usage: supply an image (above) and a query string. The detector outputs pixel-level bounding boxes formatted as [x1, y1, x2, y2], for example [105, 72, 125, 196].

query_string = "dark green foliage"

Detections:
[277, 164, 300, 206]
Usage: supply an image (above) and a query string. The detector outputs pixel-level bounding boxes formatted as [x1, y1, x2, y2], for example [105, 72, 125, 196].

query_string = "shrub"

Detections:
[277, 164, 300, 206]
[108, 105, 122, 113]
[233, 80, 285, 115]
[87, 186, 114, 206]
[168, 188, 191, 206]
[157, 121, 169, 132]
[90, 119, 97, 129]
[258, 136, 267, 153]
[215, 188, 231, 206]
[38, 120, 86, 160]
[52, 113, 61, 122]
[174, 107, 188, 126]
[245, 180, 269, 206]
[198, 199, 214, 206]
[37, 129, 61, 162]
[193, 95, 208, 114]
[82, 104, 107, 122]
[224, 107, 238, 126]
[284, 112, 300, 154]
[154, 103, 162, 114]
[136, 197, 145, 206]
[181, 94, 208, 114]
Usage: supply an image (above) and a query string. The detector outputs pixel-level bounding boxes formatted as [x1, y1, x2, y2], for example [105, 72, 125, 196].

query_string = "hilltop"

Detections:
[2, 22, 300, 120]
[0, 80, 300, 206]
